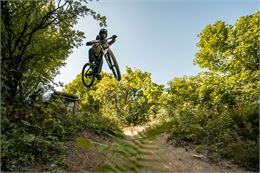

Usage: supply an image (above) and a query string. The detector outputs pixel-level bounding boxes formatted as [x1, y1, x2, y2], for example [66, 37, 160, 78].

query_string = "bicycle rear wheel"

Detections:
[105, 49, 121, 81]
[82, 63, 95, 87]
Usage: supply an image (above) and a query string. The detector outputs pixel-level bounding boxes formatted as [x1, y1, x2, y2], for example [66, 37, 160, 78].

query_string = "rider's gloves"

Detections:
[112, 35, 117, 39]
[86, 42, 92, 46]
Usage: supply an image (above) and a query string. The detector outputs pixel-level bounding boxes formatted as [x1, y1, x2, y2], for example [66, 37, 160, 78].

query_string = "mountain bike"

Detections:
[82, 36, 121, 87]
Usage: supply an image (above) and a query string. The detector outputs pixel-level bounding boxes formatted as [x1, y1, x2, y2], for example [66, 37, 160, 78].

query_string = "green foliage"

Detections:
[1, 1, 109, 171]
[64, 67, 165, 126]
[80, 110, 124, 137]
[166, 12, 259, 171]
[95, 140, 142, 172]
[195, 12, 259, 73]
[1, 95, 123, 171]
[64, 73, 100, 112]
[1, 0, 107, 105]
[96, 163, 121, 172]
[76, 137, 95, 148]
[3, 108, 126, 171]
[1, 101, 68, 171]
[94, 67, 164, 125]
[2, 4, 258, 172]
[143, 121, 175, 140]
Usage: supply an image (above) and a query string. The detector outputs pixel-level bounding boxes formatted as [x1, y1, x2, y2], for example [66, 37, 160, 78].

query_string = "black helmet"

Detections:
[99, 28, 107, 40]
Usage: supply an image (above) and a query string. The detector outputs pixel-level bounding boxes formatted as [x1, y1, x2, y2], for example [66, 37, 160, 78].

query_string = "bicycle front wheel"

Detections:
[105, 49, 121, 81]
[82, 63, 95, 87]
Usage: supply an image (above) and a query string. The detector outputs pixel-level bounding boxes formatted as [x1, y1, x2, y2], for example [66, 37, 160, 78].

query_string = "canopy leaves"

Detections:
[1, 0, 106, 105]
[194, 12, 260, 73]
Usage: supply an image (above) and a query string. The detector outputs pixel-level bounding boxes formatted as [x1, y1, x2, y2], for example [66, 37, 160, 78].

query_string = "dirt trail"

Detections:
[122, 126, 245, 172]
[66, 126, 245, 172]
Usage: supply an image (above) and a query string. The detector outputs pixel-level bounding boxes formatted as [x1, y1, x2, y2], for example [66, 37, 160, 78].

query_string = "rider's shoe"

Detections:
[96, 74, 102, 80]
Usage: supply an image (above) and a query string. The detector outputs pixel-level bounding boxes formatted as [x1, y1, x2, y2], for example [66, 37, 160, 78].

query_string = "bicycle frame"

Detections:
[89, 36, 113, 57]
[82, 36, 121, 87]
[88, 36, 114, 70]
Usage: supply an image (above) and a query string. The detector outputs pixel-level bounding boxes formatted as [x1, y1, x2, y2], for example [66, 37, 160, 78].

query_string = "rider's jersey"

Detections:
[91, 35, 116, 57]
[91, 35, 102, 57]
[92, 43, 102, 57]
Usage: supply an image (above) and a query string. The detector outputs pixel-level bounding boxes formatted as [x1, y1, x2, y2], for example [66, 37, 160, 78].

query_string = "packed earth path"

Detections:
[66, 126, 246, 172]
[121, 126, 245, 172]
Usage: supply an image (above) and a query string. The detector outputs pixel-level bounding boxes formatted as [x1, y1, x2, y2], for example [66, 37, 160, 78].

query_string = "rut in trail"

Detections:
[97, 126, 245, 172]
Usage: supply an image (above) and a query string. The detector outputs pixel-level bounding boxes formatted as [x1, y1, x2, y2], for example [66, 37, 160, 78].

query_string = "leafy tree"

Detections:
[166, 12, 259, 170]
[193, 12, 259, 110]
[166, 76, 200, 114]
[64, 67, 164, 125]
[64, 72, 109, 114]
[94, 67, 164, 125]
[194, 12, 260, 73]
[1, 1, 108, 171]
[1, 0, 106, 106]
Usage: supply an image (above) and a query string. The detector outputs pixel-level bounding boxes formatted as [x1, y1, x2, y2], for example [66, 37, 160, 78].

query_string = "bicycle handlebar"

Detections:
[86, 36, 115, 46]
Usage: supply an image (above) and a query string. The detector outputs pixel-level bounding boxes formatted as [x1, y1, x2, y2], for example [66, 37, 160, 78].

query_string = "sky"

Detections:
[54, 0, 259, 90]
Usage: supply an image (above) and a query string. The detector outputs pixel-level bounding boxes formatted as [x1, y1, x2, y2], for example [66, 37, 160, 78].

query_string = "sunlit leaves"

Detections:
[64, 67, 164, 125]
[1, 0, 107, 104]
[194, 12, 260, 74]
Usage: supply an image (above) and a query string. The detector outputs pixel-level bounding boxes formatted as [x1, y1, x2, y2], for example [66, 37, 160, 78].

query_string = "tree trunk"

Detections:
[1, 67, 23, 106]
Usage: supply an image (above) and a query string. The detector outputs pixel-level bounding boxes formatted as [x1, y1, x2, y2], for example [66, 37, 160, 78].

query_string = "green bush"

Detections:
[169, 106, 259, 171]
[170, 109, 207, 143]
[1, 96, 123, 172]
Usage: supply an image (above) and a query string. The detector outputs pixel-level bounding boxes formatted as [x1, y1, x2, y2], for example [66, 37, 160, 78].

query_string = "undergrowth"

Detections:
[1, 97, 123, 172]
[168, 105, 259, 171]
[140, 104, 259, 171]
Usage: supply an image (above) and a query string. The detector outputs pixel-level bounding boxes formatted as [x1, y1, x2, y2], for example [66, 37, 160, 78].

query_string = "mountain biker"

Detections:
[86, 28, 117, 80]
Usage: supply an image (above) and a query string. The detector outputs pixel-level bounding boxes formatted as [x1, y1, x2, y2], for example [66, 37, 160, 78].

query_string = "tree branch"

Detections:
[11, 1, 69, 69]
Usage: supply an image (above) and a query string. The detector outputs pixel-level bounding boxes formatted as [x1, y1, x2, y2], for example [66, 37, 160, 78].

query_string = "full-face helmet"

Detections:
[99, 28, 107, 40]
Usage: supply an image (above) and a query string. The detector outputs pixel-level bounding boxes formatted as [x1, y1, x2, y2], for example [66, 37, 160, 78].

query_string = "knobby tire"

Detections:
[105, 49, 121, 81]
[82, 63, 95, 87]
